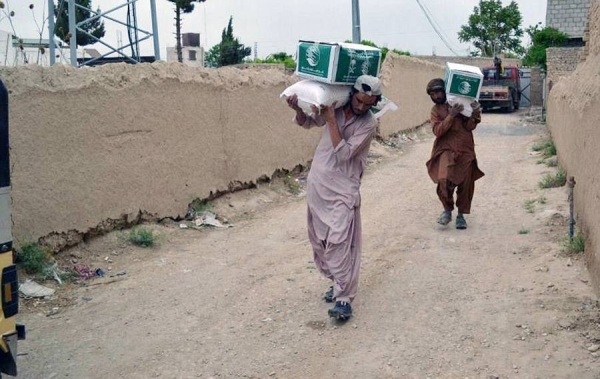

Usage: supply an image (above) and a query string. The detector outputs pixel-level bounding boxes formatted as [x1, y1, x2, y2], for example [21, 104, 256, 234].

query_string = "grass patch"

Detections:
[563, 232, 585, 254]
[532, 140, 557, 158]
[13, 243, 75, 282]
[545, 157, 558, 167]
[518, 227, 530, 235]
[539, 168, 567, 189]
[15, 243, 53, 277]
[283, 174, 301, 195]
[190, 198, 213, 213]
[127, 227, 156, 248]
[524, 199, 536, 213]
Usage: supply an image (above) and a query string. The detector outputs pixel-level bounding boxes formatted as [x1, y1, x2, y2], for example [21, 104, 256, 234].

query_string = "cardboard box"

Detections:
[444, 62, 483, 100]
[296, 41, 382, 85]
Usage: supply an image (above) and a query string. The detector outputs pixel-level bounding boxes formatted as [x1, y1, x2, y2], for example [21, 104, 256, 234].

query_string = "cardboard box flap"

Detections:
[446, 62, 483, 77]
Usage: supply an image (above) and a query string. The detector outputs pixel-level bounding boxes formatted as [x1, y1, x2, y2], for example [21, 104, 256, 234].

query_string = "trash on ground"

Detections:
[193, 211, 232, 228]
[19, 280, 55, 298]
[74, 265, 97, 279]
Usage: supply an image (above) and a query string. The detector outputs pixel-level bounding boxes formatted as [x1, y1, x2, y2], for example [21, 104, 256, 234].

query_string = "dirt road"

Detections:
[16, 110, 600, 379]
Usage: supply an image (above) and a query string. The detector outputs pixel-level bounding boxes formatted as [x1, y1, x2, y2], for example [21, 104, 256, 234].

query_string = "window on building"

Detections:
[188, 50, 197, 61]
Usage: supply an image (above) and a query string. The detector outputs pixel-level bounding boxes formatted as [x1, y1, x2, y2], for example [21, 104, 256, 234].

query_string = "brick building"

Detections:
[546, 0, 592, 84]
[546, 0, 591, 45]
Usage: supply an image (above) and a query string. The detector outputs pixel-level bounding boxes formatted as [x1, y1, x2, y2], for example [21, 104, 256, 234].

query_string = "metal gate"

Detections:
[519, 68, 532, 108]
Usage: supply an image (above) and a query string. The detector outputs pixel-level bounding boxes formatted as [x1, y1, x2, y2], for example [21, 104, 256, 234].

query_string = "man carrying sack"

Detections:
[286, 75, 381, 320]
[425, 78, 485, 230]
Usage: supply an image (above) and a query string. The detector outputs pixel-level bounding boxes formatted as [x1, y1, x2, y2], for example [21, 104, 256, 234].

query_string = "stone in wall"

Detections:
[587, 0, 600, 56]
[546, 47, 584, 84]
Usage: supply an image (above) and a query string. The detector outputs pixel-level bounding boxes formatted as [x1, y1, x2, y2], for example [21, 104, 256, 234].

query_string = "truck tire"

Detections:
[505, 94, 515, 113]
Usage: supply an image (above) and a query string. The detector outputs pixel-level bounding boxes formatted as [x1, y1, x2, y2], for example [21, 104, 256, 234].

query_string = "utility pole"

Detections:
[68, 0, 77, 66]
[352, 0, 361, 43]
[48, 0, 56, 65]
[150, 0, 161, 60]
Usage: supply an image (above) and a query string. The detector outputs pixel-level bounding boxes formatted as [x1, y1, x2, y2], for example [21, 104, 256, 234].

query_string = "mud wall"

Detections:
[2, 54, 443, 245]
[2, 63, 320, 245]
[413, 55, 521, 69]
[547, 0, 600, 295]
[379, 53, 444, 137]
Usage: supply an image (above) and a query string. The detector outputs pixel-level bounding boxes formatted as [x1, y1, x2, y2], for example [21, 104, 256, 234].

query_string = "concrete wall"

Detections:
[2, 55, 442, 247]
[530, 67, 544, 107]
[547, 0, 600, 294]
[547, 0, 591, 38]
[166, 46, 205, 67]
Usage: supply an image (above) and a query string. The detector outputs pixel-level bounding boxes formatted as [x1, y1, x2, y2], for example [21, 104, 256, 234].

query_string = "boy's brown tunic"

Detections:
[426, 103, 484, 214]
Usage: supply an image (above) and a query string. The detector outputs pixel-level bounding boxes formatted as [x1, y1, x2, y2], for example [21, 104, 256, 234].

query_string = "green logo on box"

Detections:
[335, 47, 380, 83]
[449, 74, 480, 98]
[458, 81, 472, 95]
[298, 43, 332, 79]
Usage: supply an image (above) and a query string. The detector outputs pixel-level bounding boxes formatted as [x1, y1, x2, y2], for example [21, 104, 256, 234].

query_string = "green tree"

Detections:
[54, 0, 105, 46]
[344, 40, 410, 63]
[251, 52, 296, 70]
[522, 24, 569, 72]
[205, 44, 220, 67]
[458, 0, 525, 57]
[168, 0, 206, 63]
[210, 16, 251, 67]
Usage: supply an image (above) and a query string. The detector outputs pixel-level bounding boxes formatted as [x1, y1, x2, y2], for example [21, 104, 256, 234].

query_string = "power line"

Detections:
[418, 0, 467, 53]
[415, 0, 463, 56]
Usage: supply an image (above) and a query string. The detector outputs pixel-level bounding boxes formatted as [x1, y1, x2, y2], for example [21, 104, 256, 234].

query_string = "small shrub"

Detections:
[128, 227, 155, 248]
[543, 141, 557, 158]
[284, 174, 300, 195]
[545, 157, 558, 167]
[524, 200, 536, 213]
[532, 140, 556, 158]
[15, 243, 53, 277]
[190, 198, 213, 213]
[537, 196, 547, 204]
[518, 227, 530, 235]
[539, 168, 566, 189]
[531, 142, 545, 151]
[563, 232, 585, 254]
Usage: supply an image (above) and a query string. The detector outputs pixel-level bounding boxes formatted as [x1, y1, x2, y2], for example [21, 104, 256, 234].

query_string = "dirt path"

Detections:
[16, 111, 600, 379]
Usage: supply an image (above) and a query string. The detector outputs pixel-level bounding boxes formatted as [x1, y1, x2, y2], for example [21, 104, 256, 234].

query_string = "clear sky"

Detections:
[0, 0, 547, 61]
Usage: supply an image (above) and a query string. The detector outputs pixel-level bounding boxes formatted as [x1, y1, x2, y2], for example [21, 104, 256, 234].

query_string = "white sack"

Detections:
[447, 94, 476, 118]
[371, 96, 399, 119]
[280, 80, 351, 115]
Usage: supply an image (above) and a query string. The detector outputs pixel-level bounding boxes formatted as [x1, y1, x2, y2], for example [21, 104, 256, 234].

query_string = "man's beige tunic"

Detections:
[296, 108, 377, 302]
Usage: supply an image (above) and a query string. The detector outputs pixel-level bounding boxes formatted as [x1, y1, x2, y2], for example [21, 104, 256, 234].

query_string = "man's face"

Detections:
[350, 92, 378, 116]
[430, 89, 447, 105]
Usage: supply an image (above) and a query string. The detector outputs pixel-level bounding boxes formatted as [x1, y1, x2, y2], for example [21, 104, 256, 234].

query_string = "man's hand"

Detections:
[449, 103, 464, 117]
[287, 94, 309, 125]
[470, 101, 481, 118]
[286, 94, 302, 112]
[321, 102, 337, 125]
